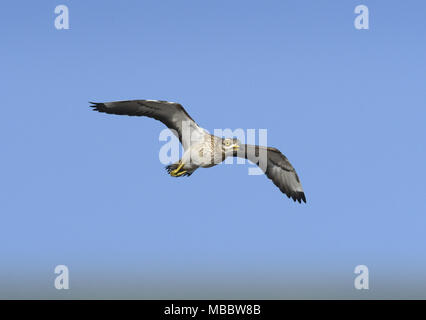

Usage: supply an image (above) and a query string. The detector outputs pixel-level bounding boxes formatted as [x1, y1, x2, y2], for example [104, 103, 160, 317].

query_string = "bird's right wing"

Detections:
[234, 144, 306, 203]
[90, 100, 206, 149]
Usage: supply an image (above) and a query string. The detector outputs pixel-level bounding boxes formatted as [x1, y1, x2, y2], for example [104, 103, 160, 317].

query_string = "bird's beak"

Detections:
[233, 145, 240, 150]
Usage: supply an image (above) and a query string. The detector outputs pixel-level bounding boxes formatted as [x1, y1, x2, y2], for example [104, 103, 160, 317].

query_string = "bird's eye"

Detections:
[224, 140, 231, 146]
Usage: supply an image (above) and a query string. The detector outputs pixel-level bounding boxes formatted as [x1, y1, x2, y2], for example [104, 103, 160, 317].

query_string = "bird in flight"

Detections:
[90, 100, 306, 203]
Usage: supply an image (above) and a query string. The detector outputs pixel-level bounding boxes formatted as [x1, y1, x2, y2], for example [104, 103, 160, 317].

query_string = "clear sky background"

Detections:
[1, 1, 425, 298]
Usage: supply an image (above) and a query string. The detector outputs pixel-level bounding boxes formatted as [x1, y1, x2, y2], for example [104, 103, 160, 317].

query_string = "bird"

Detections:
[90, 99, 306, 203]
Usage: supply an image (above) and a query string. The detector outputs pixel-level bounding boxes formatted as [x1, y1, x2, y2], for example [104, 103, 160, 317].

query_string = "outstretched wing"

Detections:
[234, 144, 306, 203]
[90, 100, 205, 149]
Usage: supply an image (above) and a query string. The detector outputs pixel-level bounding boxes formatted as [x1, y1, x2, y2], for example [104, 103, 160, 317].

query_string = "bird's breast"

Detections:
[189, 143, 221, 168]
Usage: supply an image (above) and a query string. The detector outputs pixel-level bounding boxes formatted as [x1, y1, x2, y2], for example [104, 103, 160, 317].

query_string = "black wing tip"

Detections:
[291, 192, 306, 204]
[89, 101, 107, 112]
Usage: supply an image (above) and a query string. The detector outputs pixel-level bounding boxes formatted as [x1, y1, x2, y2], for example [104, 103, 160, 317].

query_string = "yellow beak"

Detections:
[233, 145, 240, 150]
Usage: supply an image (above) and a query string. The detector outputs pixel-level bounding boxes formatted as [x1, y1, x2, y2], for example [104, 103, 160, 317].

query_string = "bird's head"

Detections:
[222, 138, 240, 156]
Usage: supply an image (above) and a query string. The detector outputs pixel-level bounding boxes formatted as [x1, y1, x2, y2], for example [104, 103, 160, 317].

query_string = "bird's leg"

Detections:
[171, 167, 188, 176]
[174, 170, 187, 177]
[170, 162, 186, 177]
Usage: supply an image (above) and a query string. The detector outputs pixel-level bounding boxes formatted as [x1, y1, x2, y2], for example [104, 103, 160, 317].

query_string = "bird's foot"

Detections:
[170, 162, 185, 177]
[170, 170, 186, 177]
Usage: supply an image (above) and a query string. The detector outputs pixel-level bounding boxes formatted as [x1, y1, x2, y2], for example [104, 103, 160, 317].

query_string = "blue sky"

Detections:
[0, 0, 425, 298]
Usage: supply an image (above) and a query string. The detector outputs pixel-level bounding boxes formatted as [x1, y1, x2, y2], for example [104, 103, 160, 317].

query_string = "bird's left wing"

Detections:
[90, 100, 205, 149]
[234, 144, 306, 203]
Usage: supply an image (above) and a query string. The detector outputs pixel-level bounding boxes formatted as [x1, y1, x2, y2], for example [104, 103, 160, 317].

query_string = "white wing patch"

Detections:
[145, 100, 176, 104]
